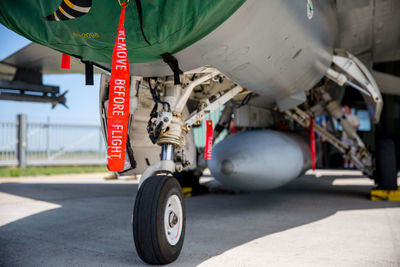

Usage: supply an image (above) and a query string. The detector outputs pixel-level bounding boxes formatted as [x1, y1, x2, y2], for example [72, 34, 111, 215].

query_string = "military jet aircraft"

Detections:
[1, 0, 399, 264]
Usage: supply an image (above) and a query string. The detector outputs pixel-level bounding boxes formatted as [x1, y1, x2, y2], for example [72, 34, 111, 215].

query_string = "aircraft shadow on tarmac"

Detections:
[0, 174, 399, 266]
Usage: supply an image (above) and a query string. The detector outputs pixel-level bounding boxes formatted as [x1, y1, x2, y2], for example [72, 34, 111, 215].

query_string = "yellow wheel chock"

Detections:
[371, 187, 400, 201]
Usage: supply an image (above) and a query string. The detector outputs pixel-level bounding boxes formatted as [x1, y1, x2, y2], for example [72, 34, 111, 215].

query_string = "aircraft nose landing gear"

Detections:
[132, 54, 244, 264]
[133, 175, 185, 265]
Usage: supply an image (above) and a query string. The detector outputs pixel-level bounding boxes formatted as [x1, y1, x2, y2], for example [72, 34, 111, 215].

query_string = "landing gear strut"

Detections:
[132, 57, 245, 264]
[286, 49, 389, 183]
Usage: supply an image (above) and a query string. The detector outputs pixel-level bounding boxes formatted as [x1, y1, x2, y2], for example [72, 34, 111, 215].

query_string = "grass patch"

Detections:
[0, 165, 108, 177]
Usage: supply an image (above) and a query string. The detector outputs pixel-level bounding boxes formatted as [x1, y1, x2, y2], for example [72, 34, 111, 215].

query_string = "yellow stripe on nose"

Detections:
[64, 0, 75, 9]
[54, 11, 60, 21]
[59, 6, 75, 19]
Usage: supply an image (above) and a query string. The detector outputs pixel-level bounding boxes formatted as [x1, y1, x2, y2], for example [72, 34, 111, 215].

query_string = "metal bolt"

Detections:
[175, 164, 183, 172]
[172, 215, 178, 225]
[169, 212, 178, 227]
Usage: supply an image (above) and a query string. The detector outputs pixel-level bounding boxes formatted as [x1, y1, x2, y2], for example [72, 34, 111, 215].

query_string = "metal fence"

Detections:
[0, 114, 107, 167]
[1, 108, 225, 167]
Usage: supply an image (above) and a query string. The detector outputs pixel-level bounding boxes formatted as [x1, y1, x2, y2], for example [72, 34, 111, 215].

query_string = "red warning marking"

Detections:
[310, 118, 316, 171]
[61, 53, 70, 70]
[106, 3, 131, 172]
[204, 120, 213, 160]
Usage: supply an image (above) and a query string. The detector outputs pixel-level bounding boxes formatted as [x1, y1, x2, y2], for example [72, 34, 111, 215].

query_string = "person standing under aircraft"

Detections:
[342, 106, 360, 169]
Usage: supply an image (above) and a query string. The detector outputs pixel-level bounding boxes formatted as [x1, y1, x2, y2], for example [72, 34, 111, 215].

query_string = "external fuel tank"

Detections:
[208, 130, 312, 191]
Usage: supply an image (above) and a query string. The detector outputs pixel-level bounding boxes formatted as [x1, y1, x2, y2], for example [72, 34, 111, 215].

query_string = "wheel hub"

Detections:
[169, 212, 178, 227]
[164, 194, 183, 246]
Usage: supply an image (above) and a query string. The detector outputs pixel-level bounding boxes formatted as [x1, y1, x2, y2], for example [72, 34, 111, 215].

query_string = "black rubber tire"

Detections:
[375, 139, 398, 190]
[133, 175, 186, 265]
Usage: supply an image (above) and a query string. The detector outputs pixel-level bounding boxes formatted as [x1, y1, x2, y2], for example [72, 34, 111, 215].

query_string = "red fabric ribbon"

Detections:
[230, 119, 236, 134]
[310, 118, 316, 171]
[106, 3, 130, 171]
[61, 53, 70, 70]
[204, 120, 213, 160]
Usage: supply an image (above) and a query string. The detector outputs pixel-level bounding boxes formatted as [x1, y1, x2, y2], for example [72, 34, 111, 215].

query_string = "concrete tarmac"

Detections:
[0, 171, 399, 266]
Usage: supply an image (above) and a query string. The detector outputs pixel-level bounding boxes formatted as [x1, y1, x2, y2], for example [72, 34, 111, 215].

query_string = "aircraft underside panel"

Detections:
[132, 1, 337, 106]
[337, 0, 400, 63]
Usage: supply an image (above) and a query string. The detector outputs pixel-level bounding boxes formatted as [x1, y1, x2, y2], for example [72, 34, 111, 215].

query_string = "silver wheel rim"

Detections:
[164, 194, 183, 246]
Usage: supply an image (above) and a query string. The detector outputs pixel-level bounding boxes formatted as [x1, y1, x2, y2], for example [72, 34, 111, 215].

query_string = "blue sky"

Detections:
[0, 25, 101, 125]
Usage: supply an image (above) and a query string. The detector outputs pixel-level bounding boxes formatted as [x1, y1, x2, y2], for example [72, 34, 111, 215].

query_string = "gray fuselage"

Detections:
[132, 0, 337, 108]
